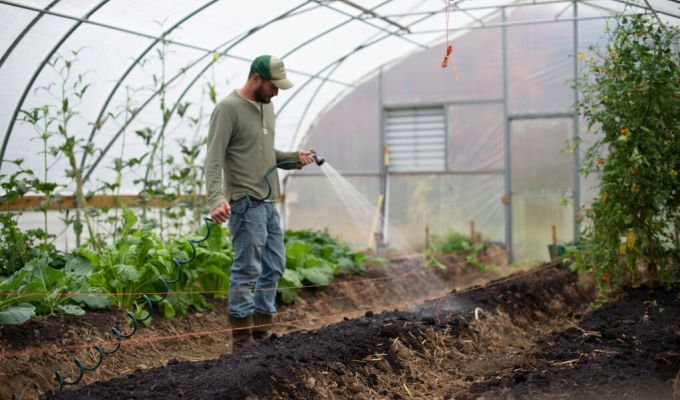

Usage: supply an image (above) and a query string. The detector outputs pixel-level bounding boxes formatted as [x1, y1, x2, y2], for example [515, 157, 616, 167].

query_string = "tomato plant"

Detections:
[574, 15, 679, 291]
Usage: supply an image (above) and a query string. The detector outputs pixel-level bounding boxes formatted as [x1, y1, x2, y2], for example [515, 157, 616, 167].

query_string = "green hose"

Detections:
[232, 160, 299, 215]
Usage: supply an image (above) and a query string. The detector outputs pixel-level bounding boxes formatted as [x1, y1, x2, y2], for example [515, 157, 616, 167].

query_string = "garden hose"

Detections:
[8, 217, 216, 399]
[233, 151, 325, 215]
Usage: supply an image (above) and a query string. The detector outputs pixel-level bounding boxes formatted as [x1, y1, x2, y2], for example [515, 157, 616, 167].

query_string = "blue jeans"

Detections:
[227, 197, 285, 318]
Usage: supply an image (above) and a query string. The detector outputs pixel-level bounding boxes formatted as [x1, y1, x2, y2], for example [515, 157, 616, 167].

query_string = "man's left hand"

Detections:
[297, 149, 315, 168]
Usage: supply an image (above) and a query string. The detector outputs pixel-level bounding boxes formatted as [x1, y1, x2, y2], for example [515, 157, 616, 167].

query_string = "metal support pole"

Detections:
[572, 0, 581, 243]
[502, 8, 513, 263]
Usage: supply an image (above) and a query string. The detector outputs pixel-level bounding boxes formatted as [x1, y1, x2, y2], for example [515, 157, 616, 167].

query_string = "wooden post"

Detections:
[425, 225, 430, 249]
[367, 194, 385, 248]
[470, 220, 476, 245]
[551, 224, 558, 259]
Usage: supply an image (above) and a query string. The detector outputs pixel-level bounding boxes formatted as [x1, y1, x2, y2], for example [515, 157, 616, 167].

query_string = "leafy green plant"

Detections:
[165, 136, 207, 236]
[0, 254, 108, 325]
[0, 164, 61, 276]
[75, 207, 176, 311]
[278, 229, 384, 303]
[76, 207, 231, 321]
[573, 14, 680, 292]
[20, 105, 60, 246]
[136, 30, 188, 238]
[39, 51, 101, 249]
[162, 222, 233, 318]
[423, 231, 492, 271]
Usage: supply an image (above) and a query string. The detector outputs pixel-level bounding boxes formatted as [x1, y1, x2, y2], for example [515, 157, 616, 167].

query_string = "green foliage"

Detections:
[76, 208, 232, 321]
[76, 207, 176, 311]
[0, 167, 61, 277]
[0, 254, 108, 324]
[165, 136, 209, 236]
[278, 229, 383, 303]
[44, 51, 101, 249]
[163, 221, 234, 316]
[0, 303, 36, 325]
[424, 231, 492, 270]
[574, 15, 680, 291]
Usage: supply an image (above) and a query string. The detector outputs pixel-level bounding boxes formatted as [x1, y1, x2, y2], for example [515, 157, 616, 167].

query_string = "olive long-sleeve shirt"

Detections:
[204, 91, 298, 211]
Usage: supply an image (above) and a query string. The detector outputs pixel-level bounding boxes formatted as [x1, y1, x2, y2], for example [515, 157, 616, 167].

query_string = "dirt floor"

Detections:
[1, 247, 506, 399]
[4, 248, 680, 399]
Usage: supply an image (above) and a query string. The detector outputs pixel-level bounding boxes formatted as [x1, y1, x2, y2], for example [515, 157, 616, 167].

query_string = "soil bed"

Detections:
[462, 286, 680, 399]
[7, 253, 679, 399]
[44, 262, 606, 399]
[1, 249, 504, 399]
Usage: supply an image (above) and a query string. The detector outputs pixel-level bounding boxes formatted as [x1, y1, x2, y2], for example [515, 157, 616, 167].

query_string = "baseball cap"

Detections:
[250, 55, 294, 90]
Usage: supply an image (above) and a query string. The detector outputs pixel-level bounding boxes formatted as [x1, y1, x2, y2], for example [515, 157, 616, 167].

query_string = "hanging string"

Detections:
[440, 0, 460, 80]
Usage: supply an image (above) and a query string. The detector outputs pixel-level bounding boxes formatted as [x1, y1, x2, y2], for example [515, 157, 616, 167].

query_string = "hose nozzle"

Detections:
[310, 150, 325, 166]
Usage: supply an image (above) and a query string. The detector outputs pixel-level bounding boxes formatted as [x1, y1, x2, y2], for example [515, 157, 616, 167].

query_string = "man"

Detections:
[205, 55, 315, 349]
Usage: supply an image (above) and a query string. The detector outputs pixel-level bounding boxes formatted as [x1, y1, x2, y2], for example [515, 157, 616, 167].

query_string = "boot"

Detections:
[252, 313, 273, 343]
[228, 314, 256, 350]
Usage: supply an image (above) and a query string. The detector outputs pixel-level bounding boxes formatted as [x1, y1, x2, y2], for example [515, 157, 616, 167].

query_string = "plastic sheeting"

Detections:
[510, 118, 574, 260]
[447, 103, 504, 172]
[2, 0, 678, 256]
[1, 0, 479, 187]
[287, 1, 673, 261]
[387, 174, 505, 248]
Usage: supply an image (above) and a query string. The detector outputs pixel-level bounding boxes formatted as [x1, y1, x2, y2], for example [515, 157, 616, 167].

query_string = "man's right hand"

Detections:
[210, 201, 231, 224]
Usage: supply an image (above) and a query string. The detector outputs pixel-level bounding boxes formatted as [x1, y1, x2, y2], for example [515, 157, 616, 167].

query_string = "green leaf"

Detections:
[64, 255, 93, 276]
[113, 264, 141, 284]
[298, 265, 333, 286]
[121, 206, 136, 237]
[71, 294, 109, 309]
[73, 247, 99, 268]
[278, 287, 298, 304]
[285, 240, 311, 268]
[281, 268, 303, 287]
[161, 301, 176, 319]
[56, 304, 86, 316]
[336, 257, 354, 269]
[0, 303, 36, 324]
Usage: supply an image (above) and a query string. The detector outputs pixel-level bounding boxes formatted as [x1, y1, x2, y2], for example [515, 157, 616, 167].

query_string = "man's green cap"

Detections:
[250, 55, 294, 90]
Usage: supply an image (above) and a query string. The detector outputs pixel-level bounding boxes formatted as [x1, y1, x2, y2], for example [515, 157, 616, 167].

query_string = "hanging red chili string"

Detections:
[440, 0, 461, 80]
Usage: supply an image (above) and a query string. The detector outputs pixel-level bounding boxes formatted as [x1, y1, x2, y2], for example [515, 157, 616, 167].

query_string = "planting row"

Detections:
[0, 206, 383, 326]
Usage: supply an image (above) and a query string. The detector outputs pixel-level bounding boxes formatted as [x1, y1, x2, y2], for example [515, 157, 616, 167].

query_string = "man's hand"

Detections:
[297, 149, 316, 168]
[210, 201, 231, 224]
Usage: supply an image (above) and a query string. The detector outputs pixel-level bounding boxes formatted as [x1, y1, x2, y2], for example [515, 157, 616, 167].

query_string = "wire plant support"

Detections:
[14, 216, 215, 395]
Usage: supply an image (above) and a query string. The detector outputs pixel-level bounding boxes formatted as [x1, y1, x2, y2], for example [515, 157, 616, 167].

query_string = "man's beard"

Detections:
[254, 85, 271, 104]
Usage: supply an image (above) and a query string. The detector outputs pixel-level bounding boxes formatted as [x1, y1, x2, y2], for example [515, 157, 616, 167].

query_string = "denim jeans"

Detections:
[227, 197, 285, 318]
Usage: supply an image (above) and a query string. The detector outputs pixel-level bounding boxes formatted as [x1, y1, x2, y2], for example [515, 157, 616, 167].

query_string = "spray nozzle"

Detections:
[310, 150, 325, 166]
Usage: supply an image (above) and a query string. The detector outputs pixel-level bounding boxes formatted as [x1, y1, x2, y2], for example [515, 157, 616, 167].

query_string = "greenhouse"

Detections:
[1, 0, 679, 399]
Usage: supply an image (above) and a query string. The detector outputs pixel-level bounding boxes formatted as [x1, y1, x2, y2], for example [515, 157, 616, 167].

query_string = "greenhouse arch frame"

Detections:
[1, 0, 678, 262]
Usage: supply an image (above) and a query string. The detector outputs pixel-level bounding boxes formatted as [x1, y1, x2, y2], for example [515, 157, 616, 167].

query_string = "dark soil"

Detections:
[7, 253, 679, 399]
[462, 287, 680, 400]
[2, 249, 504, 399]
[45, 262, 604, 400]
[1, 311, 125, 351]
